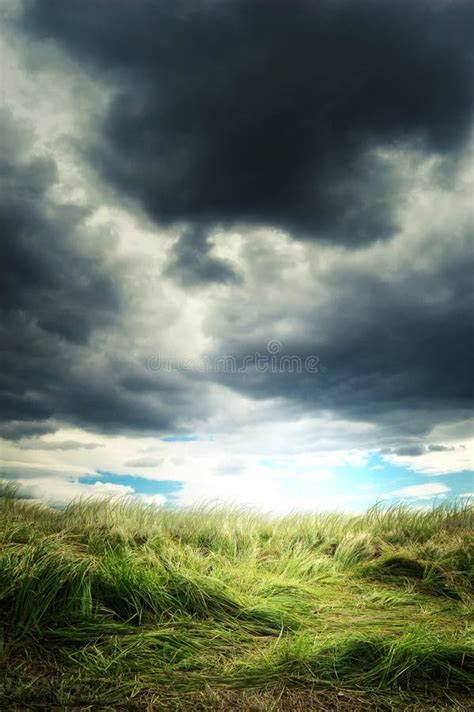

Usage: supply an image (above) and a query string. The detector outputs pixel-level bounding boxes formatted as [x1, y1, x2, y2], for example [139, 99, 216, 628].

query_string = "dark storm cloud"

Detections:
[4, 1, 473, 450]
[0, 420, 56, 442]
[0, 108, 118, 433]
[0, 110, 119, 346]
[206, 215, 474, 436]
[166, 226, 239, 286]
[21, 0, 474, 247]
[0, 109, 208, 439]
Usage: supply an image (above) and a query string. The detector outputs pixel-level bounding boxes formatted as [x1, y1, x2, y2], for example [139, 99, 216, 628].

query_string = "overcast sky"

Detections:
[1, 0, 473, 512]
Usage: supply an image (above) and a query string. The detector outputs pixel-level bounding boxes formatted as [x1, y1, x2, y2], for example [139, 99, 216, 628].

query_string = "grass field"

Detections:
[0, 483, 472, 710]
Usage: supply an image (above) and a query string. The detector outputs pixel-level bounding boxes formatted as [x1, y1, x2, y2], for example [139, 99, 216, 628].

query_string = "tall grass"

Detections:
[0, 482, 472, 710]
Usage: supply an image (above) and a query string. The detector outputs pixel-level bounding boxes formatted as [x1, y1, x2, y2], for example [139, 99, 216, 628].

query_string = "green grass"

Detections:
[0, 483, 472, 710]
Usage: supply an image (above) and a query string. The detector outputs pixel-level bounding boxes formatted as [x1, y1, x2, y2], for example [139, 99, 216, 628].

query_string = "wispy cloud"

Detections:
[390, 483, 450, 499]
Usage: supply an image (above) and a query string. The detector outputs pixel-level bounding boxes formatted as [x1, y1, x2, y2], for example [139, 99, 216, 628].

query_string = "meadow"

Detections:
[0, 483, 472, 710]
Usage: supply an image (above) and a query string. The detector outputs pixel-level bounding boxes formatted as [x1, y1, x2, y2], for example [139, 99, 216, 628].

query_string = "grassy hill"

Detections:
[0, 483, 473, 710]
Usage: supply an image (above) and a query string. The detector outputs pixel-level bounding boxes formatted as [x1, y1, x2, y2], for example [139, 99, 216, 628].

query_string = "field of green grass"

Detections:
[0, 483, 472, 710]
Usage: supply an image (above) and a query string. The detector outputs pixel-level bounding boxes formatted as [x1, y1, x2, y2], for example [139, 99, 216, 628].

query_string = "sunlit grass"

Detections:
[0, 482, 472, 709]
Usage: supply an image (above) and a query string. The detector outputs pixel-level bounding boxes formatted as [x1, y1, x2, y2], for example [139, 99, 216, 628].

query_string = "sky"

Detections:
[0, 0, 473, 513]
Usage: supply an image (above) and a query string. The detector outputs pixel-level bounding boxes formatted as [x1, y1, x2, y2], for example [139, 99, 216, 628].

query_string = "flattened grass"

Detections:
[0, 484, 472, 709]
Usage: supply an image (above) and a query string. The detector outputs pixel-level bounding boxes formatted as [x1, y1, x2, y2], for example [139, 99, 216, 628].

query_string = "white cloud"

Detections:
[88, 481, 134, 497]
[390, 483, 450, 499]
[298, 468, 332, 481]
[2, 419, 470, 513]
[381, 421, 473, 475]
[2, 476, 166, 508]
[3, 477, 134, 507]
[382, 442, 474, 476]
[0, 470, 166, 507]
[175, 472, 368, 514]
[139, 493, 167, 507]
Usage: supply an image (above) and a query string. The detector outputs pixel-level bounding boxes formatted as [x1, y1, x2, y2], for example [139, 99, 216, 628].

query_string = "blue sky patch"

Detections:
[80, 472, 184, 503]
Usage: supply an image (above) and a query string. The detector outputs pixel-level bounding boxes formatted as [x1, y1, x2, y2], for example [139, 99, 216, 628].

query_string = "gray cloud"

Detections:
[15, 439, 103, 451]
[0, 420, 56, 442]
[1, 2, 473, 458]
[382, 445, 426, 458]
[124, 457, 163, 468]
[21, 0, 473, 248]
[0, 108, 118, 434]
[166, 226, 240, 287]
[427, 444, 455, 453]
[0, 110, 119, 345]
[201, 187, 473, 436]
[0, 109, 210, 439]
